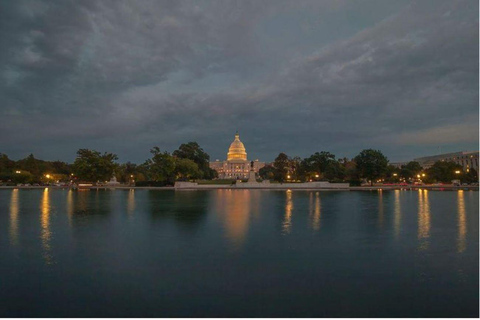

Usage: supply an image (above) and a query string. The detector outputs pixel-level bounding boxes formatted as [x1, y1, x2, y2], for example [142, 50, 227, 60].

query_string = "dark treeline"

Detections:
[261, 150, 478, 185]
[0, 142, 217, 186]
[0, 143, 477, 186]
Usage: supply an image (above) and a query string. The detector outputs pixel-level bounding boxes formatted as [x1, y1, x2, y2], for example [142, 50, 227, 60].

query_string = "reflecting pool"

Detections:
[0, 189, 478, 317]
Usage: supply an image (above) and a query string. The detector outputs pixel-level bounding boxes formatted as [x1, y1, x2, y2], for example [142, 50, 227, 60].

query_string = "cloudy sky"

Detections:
[1, 0, 478, 163]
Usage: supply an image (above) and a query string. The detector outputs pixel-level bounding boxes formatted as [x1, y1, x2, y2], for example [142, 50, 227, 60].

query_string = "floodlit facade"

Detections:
[414, 151, 479, 171]
[209, 132, 265, 179]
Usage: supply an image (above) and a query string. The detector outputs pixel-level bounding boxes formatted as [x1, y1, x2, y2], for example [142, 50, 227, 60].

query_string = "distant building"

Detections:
[209, 132, 265, 179]
[390, 162, 408, 169]
[414, 151, 479, 171]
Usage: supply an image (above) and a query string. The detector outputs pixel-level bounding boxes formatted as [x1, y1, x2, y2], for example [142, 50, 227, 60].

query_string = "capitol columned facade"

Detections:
[209, 132, 265, 179]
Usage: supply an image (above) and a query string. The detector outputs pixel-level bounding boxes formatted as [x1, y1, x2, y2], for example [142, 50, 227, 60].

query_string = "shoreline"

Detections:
[0, 185, 478, 191]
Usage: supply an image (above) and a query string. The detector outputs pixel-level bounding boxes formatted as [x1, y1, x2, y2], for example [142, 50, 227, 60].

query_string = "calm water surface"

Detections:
[0, 188, 478, 317]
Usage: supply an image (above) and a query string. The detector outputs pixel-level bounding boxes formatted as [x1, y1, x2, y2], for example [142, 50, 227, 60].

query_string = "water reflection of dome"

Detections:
[215, 189, 250, 246]
[227, 132, 247, 161]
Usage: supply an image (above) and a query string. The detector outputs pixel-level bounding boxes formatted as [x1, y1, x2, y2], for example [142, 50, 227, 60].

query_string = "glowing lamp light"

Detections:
[45, 174, 51, 179]
[315, 174, 319, 178]
[393, 173, 398, 176]
[455, 170, 461, 174]
[287, 175, 291, 179]
[15, 170, 21, 174]
[422, 173, 426, 177]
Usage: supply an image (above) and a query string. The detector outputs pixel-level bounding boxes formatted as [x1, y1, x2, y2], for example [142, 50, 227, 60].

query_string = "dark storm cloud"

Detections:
[0, 0, 478, 163]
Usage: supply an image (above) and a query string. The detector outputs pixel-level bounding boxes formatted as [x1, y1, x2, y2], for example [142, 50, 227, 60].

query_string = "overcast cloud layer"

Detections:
[1, 0, 478, 163]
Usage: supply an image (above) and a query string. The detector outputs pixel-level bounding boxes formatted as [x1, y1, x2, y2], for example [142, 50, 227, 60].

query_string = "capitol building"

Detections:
[209, 132, 265, 179]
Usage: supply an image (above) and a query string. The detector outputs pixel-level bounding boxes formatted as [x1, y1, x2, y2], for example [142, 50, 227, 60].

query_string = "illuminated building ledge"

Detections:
[174, 181, 350, 189]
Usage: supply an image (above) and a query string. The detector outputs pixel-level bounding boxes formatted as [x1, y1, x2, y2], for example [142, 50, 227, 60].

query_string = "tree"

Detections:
[173, 142, 212, 179]
[400, 161, 423, 181]
[288, 156, 304, 181]
[273, 153, 289, 183]
[426, 161, 463, 183]
[259, 164, 275, 180]
[0, 153, 15, 174]
[385, 164, 400, 183]
[18, 154, 41, 177]
[343, 159, 361, 185]
[72, 149, 118, 182]
[324, 160, 345, 181]
[305, 152, 335, 173]
[175, 158, 200, 180]
[302, 151, 345, 181]
[303, 152, 332, 180]
[135, 163, 151, 182]
[354, 149, 389, 185]
[146, 147, 176, 184]
[463, 168, 478, 184]
[295, 158, 310, 182]
[205, 167, 218, 180]
[116, 162, 138, 183]
[11, 172, 33, 184]
[50, 160, 72, 175]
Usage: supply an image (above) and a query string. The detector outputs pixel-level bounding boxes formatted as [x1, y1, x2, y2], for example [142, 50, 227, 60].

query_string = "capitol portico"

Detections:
[209, 132, 265, 179]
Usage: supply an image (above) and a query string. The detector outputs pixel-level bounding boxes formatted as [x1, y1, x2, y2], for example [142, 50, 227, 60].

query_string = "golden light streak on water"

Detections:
[282, 190, 293, 235]
[394, 190, 401, 238]
[9, 189, 19, 246]
[312, 192, 321, 231]
[308, 192, 313, 224]
[41, 188, 53, 264]
[216, 189, 251, 246]
[417, 189, 431, 251]
[127, 189, 135, 215]
[457, 190, 466, 253]
[67, 189, 73, 226]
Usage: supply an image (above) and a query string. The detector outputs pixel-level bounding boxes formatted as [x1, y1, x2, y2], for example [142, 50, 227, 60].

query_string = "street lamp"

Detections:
[422, 173, 426, 177]
[287, 175, 291, 179]
[15, 170, 21, 174]
[455, 170, 461, 174]
[45, 174, 51, 179]
[393, 173, 398, 176]
[315, 174, 319, 178]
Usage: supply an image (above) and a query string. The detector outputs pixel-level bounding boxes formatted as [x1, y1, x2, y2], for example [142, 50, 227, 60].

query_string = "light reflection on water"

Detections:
[40, 188, 53, 265]
[282, 190, 293, 235]
[309, 192, 321, 231]
[0, 188, 478, 317]
[394, 189, 401, 238]
[417, 189, 431, 250]
[457, 190, 466, 253]
[9, 189, 19, 246]
[67, 189, 73, 226]
[6, 188, 474, 253]
[216, 189, 251, 246]
[127, 189, 135, 216]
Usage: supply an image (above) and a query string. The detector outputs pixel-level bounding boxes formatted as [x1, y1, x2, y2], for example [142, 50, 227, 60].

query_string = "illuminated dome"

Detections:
[227, 132, 247, 161]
